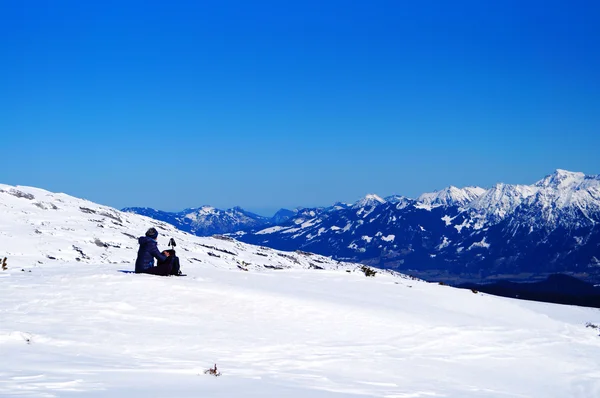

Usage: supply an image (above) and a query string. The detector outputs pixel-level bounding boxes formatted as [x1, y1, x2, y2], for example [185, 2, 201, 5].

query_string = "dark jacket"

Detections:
[135, 236, 168, 273]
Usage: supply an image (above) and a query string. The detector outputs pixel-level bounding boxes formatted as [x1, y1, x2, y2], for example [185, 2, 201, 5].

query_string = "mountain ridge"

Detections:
[121, 169, 600, 283]
[236, 170, 600, 283]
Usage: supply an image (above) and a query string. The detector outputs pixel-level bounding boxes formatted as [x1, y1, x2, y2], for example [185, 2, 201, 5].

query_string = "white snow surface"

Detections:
[381, 234, 395, 242]
[468, 237, 491, 250]
[441, 215, 455, 226]
[1, 184, 600, 397]
[437, 236, 451, 250]
[254, 225, 286, 235]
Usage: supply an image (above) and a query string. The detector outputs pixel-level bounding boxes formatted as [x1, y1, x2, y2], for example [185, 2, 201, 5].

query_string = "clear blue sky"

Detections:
[1, 0, 599, 215]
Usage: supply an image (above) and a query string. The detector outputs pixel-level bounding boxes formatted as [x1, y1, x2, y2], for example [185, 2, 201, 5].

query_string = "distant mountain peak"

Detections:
[195, 206, 218, 215]
[535, 169, 586, 189]
[271, 208, 296, 224]
[352, 194, 386, 209]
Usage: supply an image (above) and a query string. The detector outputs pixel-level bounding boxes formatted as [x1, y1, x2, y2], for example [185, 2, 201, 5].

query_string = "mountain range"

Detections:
[121, 205, 276, 236]
[124, 170, 600, 283]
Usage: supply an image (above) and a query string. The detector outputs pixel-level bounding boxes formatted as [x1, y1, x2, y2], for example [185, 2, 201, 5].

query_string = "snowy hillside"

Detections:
[2, 184, 600, 397]
[0, 184, 362, 274]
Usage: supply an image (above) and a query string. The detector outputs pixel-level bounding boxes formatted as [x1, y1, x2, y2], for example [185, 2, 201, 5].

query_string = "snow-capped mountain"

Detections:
[236, 170, 600, 283]
[418, 186, 486, 208]
[526, 169, 600, 228]
[467, 183, 538, 224]
[467, 169, 600, 228]
[2, 183, 600, 397]
[352, 193, 386, 209]
[123, 205, 272, 236]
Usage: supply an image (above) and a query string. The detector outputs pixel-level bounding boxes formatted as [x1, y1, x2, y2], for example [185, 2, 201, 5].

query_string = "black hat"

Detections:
[145, 227, 158, 239]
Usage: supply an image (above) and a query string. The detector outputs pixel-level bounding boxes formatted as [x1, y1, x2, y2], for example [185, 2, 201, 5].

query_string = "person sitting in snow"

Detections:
[134, 227, 181, 276]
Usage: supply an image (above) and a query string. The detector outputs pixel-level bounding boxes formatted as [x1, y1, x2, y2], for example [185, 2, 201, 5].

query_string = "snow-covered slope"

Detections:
[0, 184, 350, 272]
[1, 185, 600, 397]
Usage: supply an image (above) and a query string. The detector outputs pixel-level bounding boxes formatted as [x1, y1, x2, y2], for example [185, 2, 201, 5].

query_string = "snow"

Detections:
[437, 236, 451, 250]
[463, 170, 600, 229]
[307, 226, 327, 240]
[347, 242, 366, 252]
[385, 195, 413, 210]
[341, 222, 353, 233]
[535, 169, 587, 189]
[255, 225, 286, 235]
[414, 203, 435, 211]
[301, 220, 318, 228]
[468, 237, 491, 250]
[185, 205, 218, 218]
[381, 234, 395, 242]
[441, 215, 455, 226]
[3, 263, 600, 397]
[2, 184, 600, 397]
[467, 183, 538, 222]
[361, 235, 373, 243]
[454, 219, 469, 233]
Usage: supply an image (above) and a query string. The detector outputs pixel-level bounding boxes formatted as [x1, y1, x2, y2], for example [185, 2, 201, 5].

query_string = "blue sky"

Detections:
[1, 0, 599, 215]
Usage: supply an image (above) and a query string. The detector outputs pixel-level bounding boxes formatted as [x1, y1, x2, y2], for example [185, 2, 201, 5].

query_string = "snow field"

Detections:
[2, 261, 600, 397]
